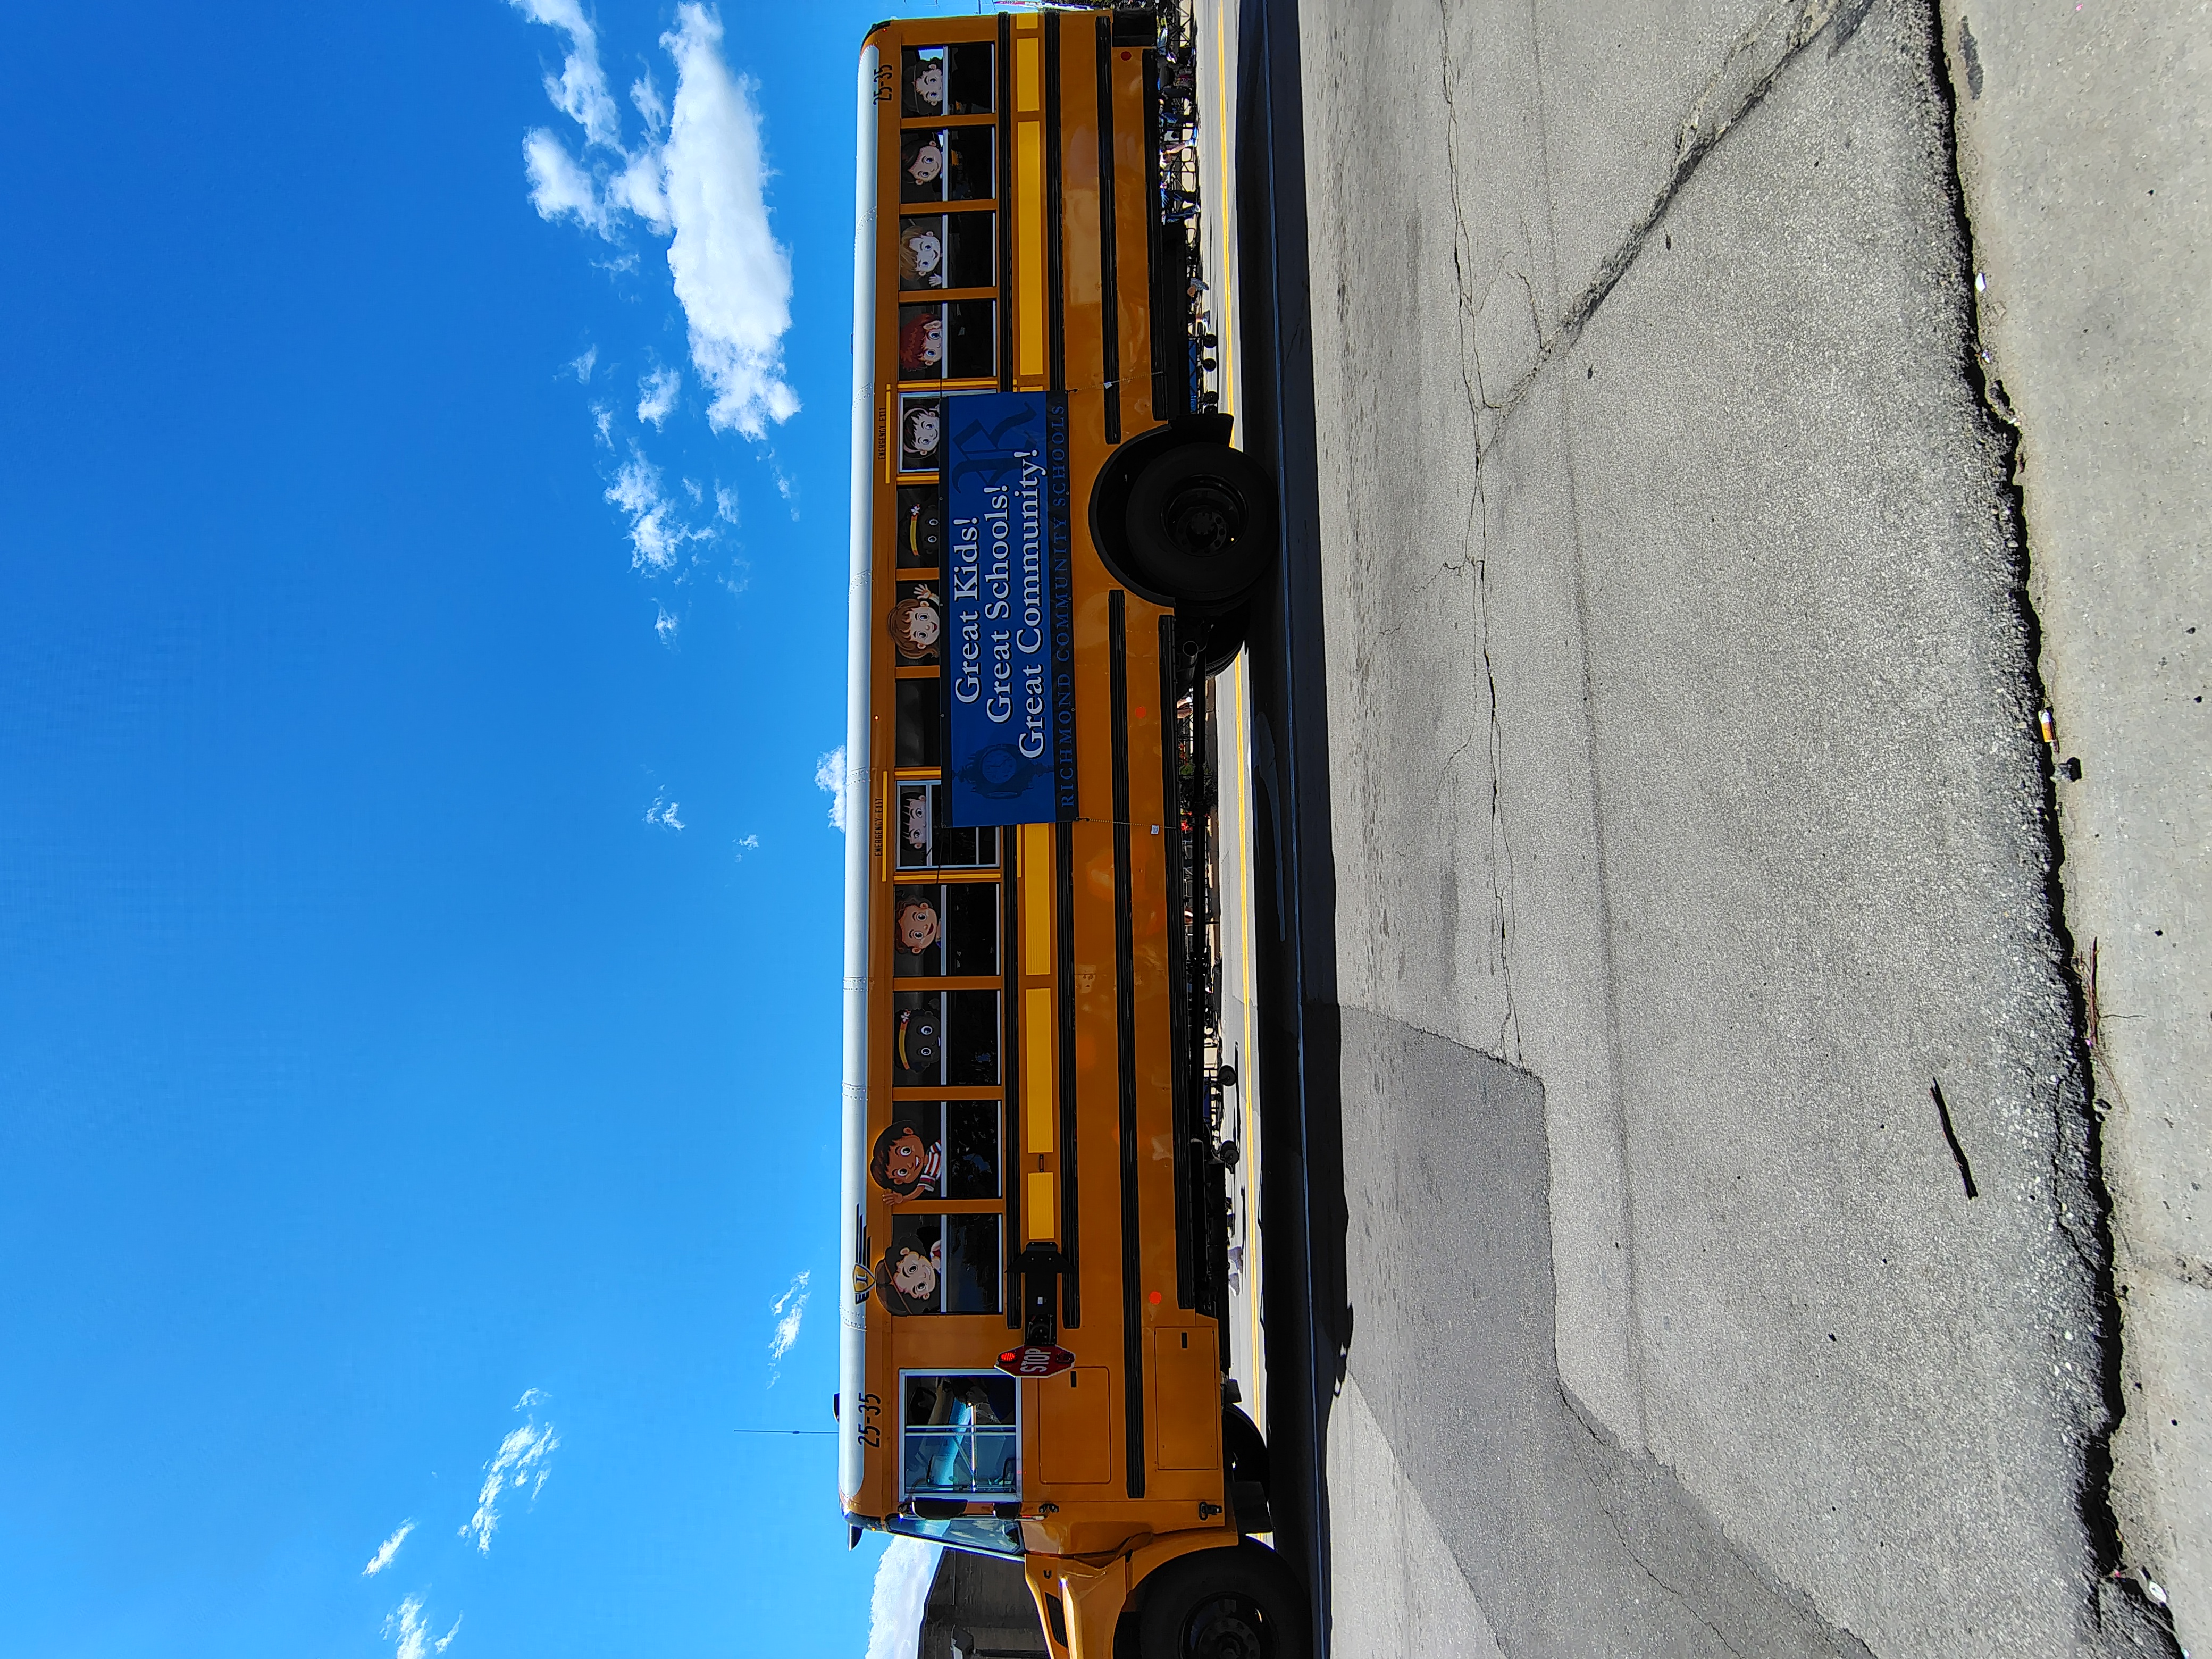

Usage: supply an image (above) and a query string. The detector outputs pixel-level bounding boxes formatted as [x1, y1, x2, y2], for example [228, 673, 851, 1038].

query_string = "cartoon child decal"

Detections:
[902, 405, 942, 470]
[899, 311, 945, 376]
[894, 889, 942, 952]
[875, 1233, 942, 1314]
[901, 493, 945, 566]
[898, 223, 944, 290]
[901, 133, 946, 199]
[900, 789, 932, 860]
[904, 53, 946, 117]
[888, 586, 941, 660]
[870, 1112, 943, 1205]
[895, 1003, 942, 1077]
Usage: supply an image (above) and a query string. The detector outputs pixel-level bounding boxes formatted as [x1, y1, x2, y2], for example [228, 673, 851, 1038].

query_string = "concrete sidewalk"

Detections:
[1941, 7, 2210, 1648]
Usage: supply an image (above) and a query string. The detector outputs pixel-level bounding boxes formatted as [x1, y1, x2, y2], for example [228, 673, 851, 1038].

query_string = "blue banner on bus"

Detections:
[940, 391, 1077, 826]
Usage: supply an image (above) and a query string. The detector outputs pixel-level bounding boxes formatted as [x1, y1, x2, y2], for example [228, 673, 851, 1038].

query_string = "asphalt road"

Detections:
[1199, 0, 2193, 1654]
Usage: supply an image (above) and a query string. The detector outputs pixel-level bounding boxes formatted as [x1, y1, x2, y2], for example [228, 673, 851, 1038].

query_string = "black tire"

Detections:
[1222, 1405, 1270, 1496]
[1222, 1403, 1273, 1534]
[1137, 1542, 1308, 1659]
[1193, 606, 1248, 676]
[1123, 443, 1276, 615]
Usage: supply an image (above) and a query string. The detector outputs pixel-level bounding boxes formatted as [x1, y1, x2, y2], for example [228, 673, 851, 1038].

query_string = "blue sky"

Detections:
[0, 3, 984, 1654]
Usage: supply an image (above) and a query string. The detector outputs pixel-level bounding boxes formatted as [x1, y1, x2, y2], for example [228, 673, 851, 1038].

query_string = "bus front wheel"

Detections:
[1122, 443, 1277, 615]
[1137, 1542, 1308, 1659]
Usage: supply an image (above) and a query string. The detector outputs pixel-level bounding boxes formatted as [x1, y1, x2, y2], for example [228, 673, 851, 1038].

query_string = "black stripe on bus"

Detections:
[997, 15, 1013, 395]
[1003, 875, 1023, 1328]
[1109, 592, 1144, 1501]
[1044, 12, 1065, 393]
[1094, 16, 1120, 443]
[1158, 615, 1195, 1310]
[1141, 45, 1168, 419]
[1055, 822, 1080, 1328]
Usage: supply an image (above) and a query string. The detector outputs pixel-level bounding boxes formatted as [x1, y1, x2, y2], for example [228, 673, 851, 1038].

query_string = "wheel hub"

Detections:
[1164, 480, 1242, 559]
[1181, 1593, 1271, 1659]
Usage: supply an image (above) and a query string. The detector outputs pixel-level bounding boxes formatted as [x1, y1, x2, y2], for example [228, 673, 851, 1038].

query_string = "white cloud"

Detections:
[384, 1596, 462, 1659]
[523, 128, 612, 235]
[632, 71, 668, 138]
[656, 6, 799, 438]
[567, 346, 597, 383]
[591, 403, 614, 447]
[767, 1270, 809, 1381]
[605, 447, 710, 573]
[865, 1538, 943, 1659]
[509, 2, 798, 440]
[814, 747, 848, 832]
[507, 0, 620, 148]
[644, 791, 685, 831]
[738, 833, 759, 851]
[457, 1398, 560, 1555]
[653, 603, 679, 644]
[637, 365, 681, 428]
[362, 1519, 414, 1578]
[714, 485, 739, 525]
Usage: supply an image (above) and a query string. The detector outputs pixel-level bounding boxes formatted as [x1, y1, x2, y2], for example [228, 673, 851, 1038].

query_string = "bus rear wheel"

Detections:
[1122, 443, 1277, 615]
[1137, 1543, 1308, 1659]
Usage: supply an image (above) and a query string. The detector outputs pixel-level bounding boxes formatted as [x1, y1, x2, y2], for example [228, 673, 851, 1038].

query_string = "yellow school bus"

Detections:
[835, 8, 1302, 1657]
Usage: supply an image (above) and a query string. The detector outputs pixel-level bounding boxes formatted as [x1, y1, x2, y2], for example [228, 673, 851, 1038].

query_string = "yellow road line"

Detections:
[1214, 5, 1236, 419]
[1202, 0, 1266, 1435]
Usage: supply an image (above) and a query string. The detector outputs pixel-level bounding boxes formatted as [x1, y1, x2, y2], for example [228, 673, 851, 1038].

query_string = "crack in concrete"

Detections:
[1607, 1526, 1758, 1659]
[1439, 0, 1523, 1062]
[1472, 0, 1874, 459]
[1558, 1387, 1881, 1659]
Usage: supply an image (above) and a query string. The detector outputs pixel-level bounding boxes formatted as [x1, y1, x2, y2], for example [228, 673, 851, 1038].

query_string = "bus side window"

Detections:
[891, 783, 998, 870]
[943, 883, 999, 976]
[894, 988, 997, 1086]
[899, 130, 989, 204]
[893, 882, 994, 977]
[936, 823, 996, 868]
[895, 679, 941, 768]
[944, 45, 993, 114]
[945, 300, 996, 381]
[943, 990, 999, 1085]
[944, 1101, 1001, 1199]
[881, 1217, 1003, 1318]
[871, 1101, 997, 1202]
[941, 1215, 1002, 1312]
[944, 129, 992, 200]
[944, 214, 994, 288]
